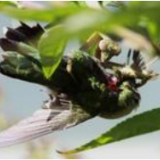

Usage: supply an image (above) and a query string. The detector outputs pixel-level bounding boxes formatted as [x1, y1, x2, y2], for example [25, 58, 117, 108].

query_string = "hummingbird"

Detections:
[0, 23, 157, 147]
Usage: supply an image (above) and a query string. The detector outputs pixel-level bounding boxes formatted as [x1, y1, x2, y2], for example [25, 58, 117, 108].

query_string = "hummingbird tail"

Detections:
[0, 23, 48, 85]
[5, 22, 44, 46]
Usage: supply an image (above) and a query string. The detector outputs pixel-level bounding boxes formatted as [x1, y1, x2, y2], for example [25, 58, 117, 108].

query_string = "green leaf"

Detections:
[69, 1, 87, 7]
[0, 1, 18, 8]
[80, 32, 102, 56]
[0, 5, 90, 22]
[0, 7, 66, 22]
[38, 25, 66, 79]
[61, 107, 160, 154]
[63, 9, 108, 39]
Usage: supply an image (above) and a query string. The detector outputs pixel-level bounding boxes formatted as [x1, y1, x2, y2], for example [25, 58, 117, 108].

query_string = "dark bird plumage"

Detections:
[0, 23, 155, 147]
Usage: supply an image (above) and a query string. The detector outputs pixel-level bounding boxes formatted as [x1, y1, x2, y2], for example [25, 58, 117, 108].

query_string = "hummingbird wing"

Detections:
[0, 97, 92, 147]
[0, 24, 47, 86]
[132, 50, 146, 70]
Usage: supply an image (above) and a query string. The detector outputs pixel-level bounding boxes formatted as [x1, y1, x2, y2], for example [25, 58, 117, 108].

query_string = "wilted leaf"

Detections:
[61, 107, 160, 154]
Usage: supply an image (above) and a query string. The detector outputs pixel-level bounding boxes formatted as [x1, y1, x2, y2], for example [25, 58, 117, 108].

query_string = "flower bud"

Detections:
[98, 39, 110, 51]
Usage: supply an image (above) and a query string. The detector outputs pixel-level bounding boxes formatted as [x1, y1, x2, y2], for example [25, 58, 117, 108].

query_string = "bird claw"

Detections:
[42, 93, 70, 110]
